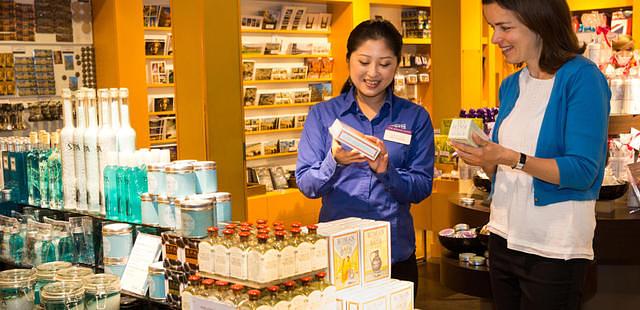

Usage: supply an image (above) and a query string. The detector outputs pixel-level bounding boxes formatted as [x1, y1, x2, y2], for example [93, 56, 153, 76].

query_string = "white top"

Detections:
[489, 68, 596, 260]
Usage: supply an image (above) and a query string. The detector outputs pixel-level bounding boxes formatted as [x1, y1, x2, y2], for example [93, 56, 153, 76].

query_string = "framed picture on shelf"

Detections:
[241, 16, 263, 30]
[271, 68, 288, 80]
[278, 7, 295, 30]
[245, 117, 261, 132]
[264, 42, 282, 55]
[242, 43, 265, 55]
[145, 35, 166, 56]
[263, 140, 279, 155]
[255, 167, 274, 191]
[290, 7, 307, 31]
[303, 14, 318, 30]
[275, 92, 293, 105]
[290, 67, 307, 80]
[258, 10, 278, 30]
[254, 68, 272, 81]
[278, 115, 295, 129]
[158, 6, 171, 27]
[243, 86, 257, 106]
[270, 166, 289, 189]
[317, 13, 332, 31]
[242, 60, 255, 81]
[258, 92, 275, 106]
[143, 5, 160, 27]
[164, 117, 177, 139]
[278, 139, 297, 153]
[260, 117, 278, 131]
[149, 94, 174, 112]
[293, 90, 310, 103]
[295, 114, 307, 128]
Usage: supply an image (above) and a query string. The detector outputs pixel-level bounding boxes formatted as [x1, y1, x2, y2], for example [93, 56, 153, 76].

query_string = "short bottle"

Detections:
[290, 227, 313, 274]
[225, 284, 247, 306]
[181, 275, 202, 309]
[274, 231, 295, 279]
[213, 280, 231, 304]
[214, 229, 234, 277]
[247, 233, 278, 283]
[290, 277, 312, 310]
[307, 224, 328, 270]
[200, 278, 216, 299]
[238, 289, 264, 310]
[197, 226, 218, 274]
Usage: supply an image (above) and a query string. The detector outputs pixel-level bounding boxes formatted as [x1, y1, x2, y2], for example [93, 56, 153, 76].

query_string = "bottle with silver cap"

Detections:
[116, 88, 135, 154]
[84, 88, 101, 213]
[97, 88, 116, 213]
[108, 88, 121, 150]
[74, 89, 88, 211]
[61, 88, 77, 210]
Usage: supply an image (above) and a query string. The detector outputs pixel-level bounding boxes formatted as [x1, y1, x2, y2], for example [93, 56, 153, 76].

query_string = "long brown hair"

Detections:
[482, 0, 585, 73]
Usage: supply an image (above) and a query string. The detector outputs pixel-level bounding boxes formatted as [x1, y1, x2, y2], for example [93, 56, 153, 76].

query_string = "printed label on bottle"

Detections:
[290, 295, 308, 310]
[213, 245, 230, 277]
[198, 242, 212, 274]
[229, 247, 248, 280]
[313, 238, 328, 270]
[323, 286, 337, 307]
[307, 290, 323, 310]
[248, 249, 278, 283]
[364, 296, 387, 309]
[296, 241, 313, 274]
[279, 246, 296, 279]
[185, 247, 199, 265]
[164, 243, 178, 261]
[275, 301, 291, 310]
[390, 288, 413, 310]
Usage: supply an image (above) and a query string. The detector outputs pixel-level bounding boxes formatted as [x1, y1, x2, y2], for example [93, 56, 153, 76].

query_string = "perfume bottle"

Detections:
[238, 290, 263, 310]
[97, 89, 116, 214]
[38, 131, 52, 208]
[69, 217, 94, 265]
[229, 231, 251, 280]
[61, 89, 76, 210]
[84, 89, 100, 213]
[39, 233, 57, 264]
[290, 227, 313, 274]
[116, 88, 136, 154]
[248, 233, 278, 283]
[224, 284, 247, 307]
[181, 275, 203, 310]
[47, 132, 63, 210]
[74, 89, 88, 211]
[198, 226, 218, 274]
[103, 152, 120, 221]
[27, 132, 41, 205]
[274, 231, 295, 279]
[214, 229, 235, 277]
[213, 281, 231, 304]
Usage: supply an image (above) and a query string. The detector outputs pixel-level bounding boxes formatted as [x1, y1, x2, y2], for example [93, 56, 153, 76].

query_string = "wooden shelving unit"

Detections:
[244, 78, 331, 85]
[247, 152, 298, 161]
[242, 54, 331, 59]
[245, 127, 303, 136]
[241, 29, 330, 35]
[244, 102, 319, 110]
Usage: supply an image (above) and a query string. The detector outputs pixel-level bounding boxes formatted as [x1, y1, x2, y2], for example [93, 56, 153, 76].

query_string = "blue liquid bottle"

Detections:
[127, 151, 148, 223]
[12, 140, 30, 204]
[26, 132, 40, 205]
[48, 132, 63, 210]
[116, 153, 132, 222]
[104, 152, 120, 221]
[38, 131, 52, 208]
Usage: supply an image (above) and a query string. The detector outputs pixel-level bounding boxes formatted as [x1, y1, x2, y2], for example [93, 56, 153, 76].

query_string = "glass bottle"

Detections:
[8, 226, 23, 264]
[103, 151, 119, 221]
[126, 151, 147, 223]
[61, 88, 77, 210]
[200, 278, 215, 300]
[39, 233, 57, 264]
[116, 88, 136, 153]
[198, 226, 218, 274]
[214, 229, 234, 277]
[265, 286, 283, 308]
[213, 280, 231, 303]
[248, 233, 278, 283]
[224, 284, 247, 306]
[181, 275, 202, 310]
[307, 224, 328, 270]
[313, 271, 336, 308]
[281, 281, 296, 305]
[13, 140, 30, 204]
[97, 88, 116, 214]
[290, 227, 312, 274]
[238, 289, 263, 310]
[74, 89, 88, 211]
[84, 88, 101, 213]
[290, 277, 312, 310]
[115, 153, 131, 221]
[38, 131, 52, 208]
[27, 131, 40, 205]
[47, 132, 63, 210]
[229, 231, 251, 280]
[56, 229, 74, 263]
[274, 231, 295, 279]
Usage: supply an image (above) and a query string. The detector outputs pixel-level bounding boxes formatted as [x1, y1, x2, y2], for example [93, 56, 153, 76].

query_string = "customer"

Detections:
[451, 0, 610, 309]
[295, 19, 434, 291]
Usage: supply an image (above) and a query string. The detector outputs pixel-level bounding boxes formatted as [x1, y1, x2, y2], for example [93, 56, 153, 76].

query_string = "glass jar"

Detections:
[146, 163, 168, 195]
[140, 193, 159, 225]
[34, 261, 72, 305]
[178, 199, 214, 238]
[103, 257, 127, 278]
[83, 273, 121, 310]
[213, 192, 232, 225]
[193, 161, 217, 194]
[101, 223, 133, 259]
[0, 268, 37, 310]
[54, 266, 94, 284]
[40, 281, 85, 310]
[147, 262, 166, 301]
[156, 195, 175, 228]
[164, 163, 196, 198]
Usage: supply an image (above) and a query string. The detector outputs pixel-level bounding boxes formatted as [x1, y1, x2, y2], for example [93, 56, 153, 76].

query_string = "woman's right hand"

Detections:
[332, 139, 367, 165]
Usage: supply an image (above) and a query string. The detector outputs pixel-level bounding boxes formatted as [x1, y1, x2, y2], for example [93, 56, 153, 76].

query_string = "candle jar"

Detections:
[146, 163, 168, 195]
[34, 261, 72, 305]
[140, 193, 159, 225]
[83, 274, 121, 310]
[0, 268, 37, 310]
[157, 195, 175, 229]
[214, 192, 232, 225]
[178, 199, 214, 238]
[164, 163, 196, 198]
[101, 223, 133, 259]
[188, 193, 217, 228]
[54, 266, 94, 284]
[193, 161, 217, 194]
[103, 257, 127, 279]
[40, 281, 85, 310]
[147, 262, 166, 301]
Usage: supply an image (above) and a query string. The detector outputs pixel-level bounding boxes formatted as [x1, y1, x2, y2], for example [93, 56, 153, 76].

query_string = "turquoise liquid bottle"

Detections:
[27, 132, 41, 205]
[57, 231, 74, 262]
[126, 152, 148, 223]
[12, 140, 29, 204]
[2, 140, 11, 193]
[48, 132, 63, 210]
[116, 153, 133, 221]
[104, 162, 120, 220]
[38, 132, 52, 208]
[8, 227, 23, 264]
[39, 234, 57, 264]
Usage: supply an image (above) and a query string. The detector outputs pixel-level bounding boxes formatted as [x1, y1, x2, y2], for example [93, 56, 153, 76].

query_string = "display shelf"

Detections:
[247, 152, 298, 160]
[147, 83, 175, 88]
[244, 78, 331, 85]
[245, 128, 303, 136]
[149, 111, 177, 116]
[144, 26, 172, 31]
[403, 37, 431, 45]
[145, 55, 173, 60]
[198, 269, 327, 289]
[150, 138, 177, 145]
[241, 29, 330, 35]
[0, 41, 92, 46]
[244, 102, 318, 110]
[242, 54, 331, 59]
[369, 0, 431, 7]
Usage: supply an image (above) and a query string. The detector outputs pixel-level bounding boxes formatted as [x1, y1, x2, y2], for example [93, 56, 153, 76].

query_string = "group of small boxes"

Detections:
[161, 231, 201, 308]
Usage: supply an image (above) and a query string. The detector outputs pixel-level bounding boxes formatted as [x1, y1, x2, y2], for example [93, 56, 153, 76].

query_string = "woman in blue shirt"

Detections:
[295, 20, 435, 292]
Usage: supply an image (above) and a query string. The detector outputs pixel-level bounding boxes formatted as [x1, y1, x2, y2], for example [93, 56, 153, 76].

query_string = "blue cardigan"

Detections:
[492, 55, 611, 206]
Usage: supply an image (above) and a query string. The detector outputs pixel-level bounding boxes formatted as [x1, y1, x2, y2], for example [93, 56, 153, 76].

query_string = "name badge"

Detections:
[384, 126, 412, 145]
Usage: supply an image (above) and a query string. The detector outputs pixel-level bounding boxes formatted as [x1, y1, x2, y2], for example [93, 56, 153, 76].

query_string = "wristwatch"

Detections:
[512, 152, 527, 170]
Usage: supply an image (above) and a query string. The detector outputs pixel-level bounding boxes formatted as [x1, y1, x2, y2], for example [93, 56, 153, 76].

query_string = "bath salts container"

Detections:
[179, 199, 214, 238]
[34, 261, 72, 305]
[214, 192, 232, 225]
[83, 273, 121, 310]
[141, 193, 159, 225]
[54, 266, 94, 284]
[40, 281, 85, 310]
[165, 163, 196, 198]
[146, 163, 168, 195]
[0, 268, 37, 310]
[102, 223, 133, 259]
[157, 195, 176, 229]
[148, 262, 166, 301]
[193, 161, 217, 194]
[103, 257, 127, 278]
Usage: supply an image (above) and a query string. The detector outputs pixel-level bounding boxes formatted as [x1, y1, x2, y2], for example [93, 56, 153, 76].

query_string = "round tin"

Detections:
[83, 274, 121, 310]
[148, 262, 166, 301]
[102, 223, 133, 259]
[141, 193, 159, 225]
[193, 161, 218, 194]
[458, 253, 476, 263]
[469, 256, 486, 266]
[147, 163, 168, 195]
[104, 257, 128, 278]
[179, 199, 214, 238]
[214, 192, 232, 224]
[453, 223, 470, 232]
[40, 281, 84, 309]
[189, 193, 218, 227]
[165, 163, 196, 198]
[157, 195, 176, 228]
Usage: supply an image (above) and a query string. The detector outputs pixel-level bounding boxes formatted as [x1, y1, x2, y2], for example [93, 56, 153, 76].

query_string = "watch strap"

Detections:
[512, 152, 527, 170]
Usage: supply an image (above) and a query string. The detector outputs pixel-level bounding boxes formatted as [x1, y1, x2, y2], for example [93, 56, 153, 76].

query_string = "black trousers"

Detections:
[391, 252, 418, 297]
[489, 234, 590, 310]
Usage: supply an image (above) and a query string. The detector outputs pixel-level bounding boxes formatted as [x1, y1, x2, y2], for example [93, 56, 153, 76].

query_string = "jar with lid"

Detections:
[156, 195, 175, 228]
[34, 261, 72, 305]
[54, 266, 94, 284]
[147, 262, 166, 301]
[193, 161, 217, 194]
[188, 192, 218, 228]
[83, 273, 121, 310]
[40, 281, 85, 310]
[213, 192, 232, 225]
[0, 268, 37, 309]
[146, 163, 168, 195]
[101, 223, 133, 259]
[178, 199, 214, 238]
[103, 257, 127, 279]
[164, 163, 196, 198]
[140, 193, 159, 225]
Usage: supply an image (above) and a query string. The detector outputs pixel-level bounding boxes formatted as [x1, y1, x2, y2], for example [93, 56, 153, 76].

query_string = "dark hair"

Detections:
[341, 19, 403, 93]
[482, 0, 585, 73]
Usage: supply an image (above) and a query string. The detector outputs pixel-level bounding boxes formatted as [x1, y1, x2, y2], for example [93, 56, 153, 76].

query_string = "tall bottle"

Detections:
[84, 88, 100, 213]
[61, 88, 76, 210]
[27, 132, 40, 205]
[48, 132, 63, 210]
[109, 88, 121, 150]
[126, 151, 146, 223]
[97, 89, 116, 214]
[116, 153, 131, 221]
[103, 151, 120, 221]
[74, 89, 88, 211]
[38, 131, 52, 208]
[13, 140, 29, 203]
[116, 88, 136, 154]
[198, 226, 218, 274]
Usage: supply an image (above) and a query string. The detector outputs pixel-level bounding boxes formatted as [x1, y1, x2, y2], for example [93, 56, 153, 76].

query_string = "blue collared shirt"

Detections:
[295, 87, 435, 263]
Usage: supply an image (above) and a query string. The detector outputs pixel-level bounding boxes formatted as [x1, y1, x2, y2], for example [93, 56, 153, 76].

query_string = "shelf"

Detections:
[198, 269, 326, 289]
[145, 55, 173, 60]
[241, 29, 330, 35]
[567, 0, 632, 11]
[245, 128, 303, 136]
[247, 152, 298, 161]
[369, 0, 431, 7]
[0, 41, 92, 46]
[403, 37, 431, 45]
[149, 111, 176, 116]
[143, 26, 172, 31]
[244, 102, 318, 110]
[147, 83, 175, 88]
[150, 138, 177, 145]
[242, 54, 331, 59]
[244, 78, 331, 85]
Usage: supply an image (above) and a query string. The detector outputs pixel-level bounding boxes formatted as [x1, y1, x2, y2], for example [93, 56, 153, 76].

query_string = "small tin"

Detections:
[147, 163, 168, 195]
[214, 192, 232, 224]
[157, 195, 176, 229]
[453, 223, 470, 232]
[40, 281, 84, 310]
[83, 274, 121, 310]
[438, 228, 455, 237]
[148, 262, 166, 301]
[165, 163, 196, 198]
[102, 223, 133, 259]
[458, 253, 476, 263]
[178, 199, 214, 238]
[193, 161, 218, 194]
[189, 193, 217, 227]
[104, 257, 128, 278]
[141, 193, 159, 225]
[469, 256, 486, 266]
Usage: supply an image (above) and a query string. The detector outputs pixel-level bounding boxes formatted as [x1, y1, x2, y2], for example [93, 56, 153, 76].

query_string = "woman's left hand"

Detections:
[450, 133, 517, 168]
[363, 135, 389, 174]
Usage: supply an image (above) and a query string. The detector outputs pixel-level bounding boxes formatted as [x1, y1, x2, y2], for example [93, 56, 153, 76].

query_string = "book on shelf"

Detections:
[255, 167, 274, 191]
[242, 60, 255, 81]
[243, 86, 257, 106]
[246, 142, 264, 158]
[270, 166, 290, 190]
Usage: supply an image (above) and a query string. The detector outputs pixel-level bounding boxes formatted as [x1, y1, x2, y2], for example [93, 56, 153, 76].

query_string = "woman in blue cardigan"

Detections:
[452, 0, 610, 309]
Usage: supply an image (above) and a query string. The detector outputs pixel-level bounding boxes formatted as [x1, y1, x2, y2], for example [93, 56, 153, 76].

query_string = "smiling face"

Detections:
[348, 39, 398, 102]
[484, 2, 542, 67]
